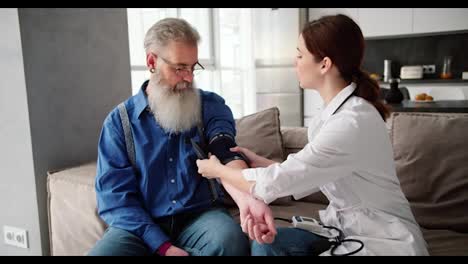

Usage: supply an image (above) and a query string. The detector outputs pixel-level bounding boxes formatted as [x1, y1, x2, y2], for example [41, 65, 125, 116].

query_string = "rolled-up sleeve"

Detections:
[242, 115, 359, 204]
[96, 114, 169, 252]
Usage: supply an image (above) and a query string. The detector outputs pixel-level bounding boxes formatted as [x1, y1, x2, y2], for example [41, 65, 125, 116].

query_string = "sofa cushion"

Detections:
[391, 112, 468, 232]
[280, 126, 308, 159]
[47, 162, 105, 256]
[235, 107, 284, 162]
[279, 126, 329, 205]
[234, 107, 292, 205]
[421, 228, 468, 256]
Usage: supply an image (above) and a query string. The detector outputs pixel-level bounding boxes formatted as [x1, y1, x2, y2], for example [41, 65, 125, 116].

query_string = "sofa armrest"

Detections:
[47, 162, 105, 255]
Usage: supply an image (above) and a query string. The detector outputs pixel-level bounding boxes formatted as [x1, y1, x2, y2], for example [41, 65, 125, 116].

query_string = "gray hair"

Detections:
[144, 18, 200, 53]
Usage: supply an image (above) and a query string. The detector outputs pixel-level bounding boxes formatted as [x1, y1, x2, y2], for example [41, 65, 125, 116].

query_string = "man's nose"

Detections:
[183, 72, 194, 83]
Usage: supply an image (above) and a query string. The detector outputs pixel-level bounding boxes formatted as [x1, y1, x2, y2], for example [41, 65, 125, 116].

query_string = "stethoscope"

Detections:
[332, 90, 355, 116]
[311, 90, 356, 140]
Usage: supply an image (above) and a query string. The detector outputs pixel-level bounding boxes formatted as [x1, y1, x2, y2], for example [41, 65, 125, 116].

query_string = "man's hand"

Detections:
[244, 216, 276, 244]
[164, 245, 189, 256]
[220, 159, 276, 244]
[238, 196, 276, 244]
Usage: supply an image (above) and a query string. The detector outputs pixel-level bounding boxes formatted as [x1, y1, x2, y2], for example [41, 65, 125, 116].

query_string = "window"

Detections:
[179, 9, 212, 62]
[126, 8, 255, 119]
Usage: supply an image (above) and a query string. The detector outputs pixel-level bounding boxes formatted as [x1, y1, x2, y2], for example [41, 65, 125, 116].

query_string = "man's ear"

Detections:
[146, 53, 157, 70]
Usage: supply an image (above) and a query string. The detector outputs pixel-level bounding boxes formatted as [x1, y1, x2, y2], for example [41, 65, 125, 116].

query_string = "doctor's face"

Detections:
[295, 34, 323, 90]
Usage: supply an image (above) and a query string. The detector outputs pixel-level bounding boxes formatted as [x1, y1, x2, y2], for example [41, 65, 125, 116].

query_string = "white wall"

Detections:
[0, 8, 132, 255]
[253, 8, 302, 126]
[0, 8, 41, 255]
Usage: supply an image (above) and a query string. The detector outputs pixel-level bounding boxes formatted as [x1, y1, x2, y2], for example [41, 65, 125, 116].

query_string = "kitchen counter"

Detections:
[387, 100, 468, 113]
[379, 79, 468, 86]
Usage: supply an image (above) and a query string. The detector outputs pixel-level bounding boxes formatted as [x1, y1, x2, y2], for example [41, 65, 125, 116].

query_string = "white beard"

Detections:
[147, 70, 201, 134]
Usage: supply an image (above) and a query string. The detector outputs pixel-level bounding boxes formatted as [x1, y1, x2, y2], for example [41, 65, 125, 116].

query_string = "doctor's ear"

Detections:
[320, 57, 332, 74]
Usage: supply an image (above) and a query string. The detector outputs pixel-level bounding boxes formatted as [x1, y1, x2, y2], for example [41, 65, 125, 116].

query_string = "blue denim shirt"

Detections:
[95, 81, 236, 252]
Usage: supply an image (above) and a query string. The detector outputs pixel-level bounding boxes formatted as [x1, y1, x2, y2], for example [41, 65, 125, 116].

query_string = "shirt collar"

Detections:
[134, 80, 151, 118]
[320, 82, 357, 121]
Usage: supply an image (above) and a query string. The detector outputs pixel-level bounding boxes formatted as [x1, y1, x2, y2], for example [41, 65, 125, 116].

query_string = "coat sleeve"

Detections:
[242, 114, 360, 204]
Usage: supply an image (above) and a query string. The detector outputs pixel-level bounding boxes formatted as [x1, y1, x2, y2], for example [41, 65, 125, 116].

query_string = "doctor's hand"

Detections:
[196, 155, 223, 179]
[230, 146, 275, 168]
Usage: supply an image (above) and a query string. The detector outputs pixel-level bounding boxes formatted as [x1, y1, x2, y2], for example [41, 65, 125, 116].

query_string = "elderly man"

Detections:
[87, 18, 275, 256]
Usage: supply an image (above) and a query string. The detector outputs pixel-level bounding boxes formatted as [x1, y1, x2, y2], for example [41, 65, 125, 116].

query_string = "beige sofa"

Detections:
[47, 108, 468, 255]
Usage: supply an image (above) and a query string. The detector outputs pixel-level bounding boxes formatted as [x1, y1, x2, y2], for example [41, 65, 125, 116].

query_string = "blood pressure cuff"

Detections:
[207, 133, 249, 166]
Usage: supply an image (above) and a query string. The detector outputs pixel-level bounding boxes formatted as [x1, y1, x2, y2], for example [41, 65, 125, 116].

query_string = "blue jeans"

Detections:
[251, 227, 327, 256]
[87, 207, 249, 256]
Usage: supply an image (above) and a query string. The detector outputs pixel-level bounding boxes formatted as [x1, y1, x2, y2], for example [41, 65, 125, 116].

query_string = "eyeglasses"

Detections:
[154, 53, 204, 77]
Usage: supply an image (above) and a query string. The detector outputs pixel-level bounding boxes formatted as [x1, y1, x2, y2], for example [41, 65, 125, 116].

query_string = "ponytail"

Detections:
[352, 70, 390, 121]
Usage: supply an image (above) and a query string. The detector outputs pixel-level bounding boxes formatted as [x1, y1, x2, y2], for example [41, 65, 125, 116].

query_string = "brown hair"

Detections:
[302, 14, 390, 121]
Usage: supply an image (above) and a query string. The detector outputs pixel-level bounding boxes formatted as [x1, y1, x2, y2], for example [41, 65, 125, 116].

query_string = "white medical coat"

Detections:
[242, 83, 429, 256]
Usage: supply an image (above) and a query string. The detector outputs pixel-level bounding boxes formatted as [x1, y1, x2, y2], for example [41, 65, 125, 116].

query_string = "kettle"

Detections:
[384, 78, 403, 104]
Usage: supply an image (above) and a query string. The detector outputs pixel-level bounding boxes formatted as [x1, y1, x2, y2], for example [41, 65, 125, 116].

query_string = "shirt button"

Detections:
[172, 200, 177, 204]
[170, 179, 175, 183]
[169, 158, 173, 162]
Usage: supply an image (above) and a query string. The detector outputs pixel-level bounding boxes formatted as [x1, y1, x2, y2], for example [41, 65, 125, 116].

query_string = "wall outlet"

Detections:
[422, 65, 436, 74]
[3, 226, 28, 249]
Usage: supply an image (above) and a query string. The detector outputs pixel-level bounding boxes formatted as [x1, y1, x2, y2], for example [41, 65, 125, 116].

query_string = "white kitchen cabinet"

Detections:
[413, 8, 468, 34]
[309, 8, 413, 38]
[309, 8, 412, 38]
[308, 8, 359, 23]
[358, 8, 413, 38]
[254, 8, 299, 61]
[309, 8, 468, 39]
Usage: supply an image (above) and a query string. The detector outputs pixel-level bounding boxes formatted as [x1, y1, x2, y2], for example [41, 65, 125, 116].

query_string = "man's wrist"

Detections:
[236, 189, 257, 205]
[156, 241, 172, 256]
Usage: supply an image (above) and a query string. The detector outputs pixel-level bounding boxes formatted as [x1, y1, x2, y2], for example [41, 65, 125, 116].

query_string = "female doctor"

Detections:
[196, 14, 428, 256]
